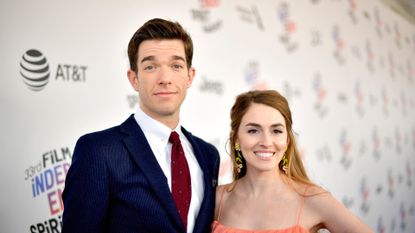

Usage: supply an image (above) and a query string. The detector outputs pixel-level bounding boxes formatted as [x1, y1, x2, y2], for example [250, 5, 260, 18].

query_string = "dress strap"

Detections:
[296, 185, 309, 225]
[216, 185, 228, 221]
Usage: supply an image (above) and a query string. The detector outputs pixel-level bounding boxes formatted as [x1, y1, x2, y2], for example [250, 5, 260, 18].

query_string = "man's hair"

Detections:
[127, 18, 194, 72]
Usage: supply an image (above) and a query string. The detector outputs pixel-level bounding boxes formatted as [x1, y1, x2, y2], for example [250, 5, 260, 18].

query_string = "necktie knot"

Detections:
[169, 131, 181, 145]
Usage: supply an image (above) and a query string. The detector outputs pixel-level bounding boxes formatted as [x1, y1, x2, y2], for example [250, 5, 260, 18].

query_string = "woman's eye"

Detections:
[248, 129, 258, 134]
[273, 129, 283, 134]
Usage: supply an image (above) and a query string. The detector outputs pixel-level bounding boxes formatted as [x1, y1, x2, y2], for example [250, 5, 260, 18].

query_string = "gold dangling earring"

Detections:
[235, 143, 243, 174]
[280, 153, 289, 175]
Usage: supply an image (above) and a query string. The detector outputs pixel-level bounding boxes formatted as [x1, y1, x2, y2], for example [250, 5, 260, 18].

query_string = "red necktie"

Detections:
[169, 131, 191, 229]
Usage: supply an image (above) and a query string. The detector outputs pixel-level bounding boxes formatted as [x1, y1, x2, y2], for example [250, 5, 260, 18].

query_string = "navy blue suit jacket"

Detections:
[62, 115, 220, 233]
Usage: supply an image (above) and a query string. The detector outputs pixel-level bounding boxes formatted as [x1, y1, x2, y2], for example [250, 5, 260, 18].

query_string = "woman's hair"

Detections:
[229, 90, 314, 186]
[127, 18, 194, 72]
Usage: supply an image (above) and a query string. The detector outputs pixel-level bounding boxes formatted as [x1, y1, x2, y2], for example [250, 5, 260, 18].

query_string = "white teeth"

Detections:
[254, 152, 274, 158]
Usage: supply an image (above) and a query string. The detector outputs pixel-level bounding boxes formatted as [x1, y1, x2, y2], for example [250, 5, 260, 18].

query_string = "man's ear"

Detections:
[127, 69, 139, 91]
[186, 67, 196, 88]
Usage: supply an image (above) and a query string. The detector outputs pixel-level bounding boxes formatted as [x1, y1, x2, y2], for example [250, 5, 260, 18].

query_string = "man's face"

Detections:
[128, 39, 195, 123]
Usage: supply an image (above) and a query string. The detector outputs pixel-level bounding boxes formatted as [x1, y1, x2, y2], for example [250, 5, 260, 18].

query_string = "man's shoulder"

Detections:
[81, 125, 120, 139]
[181, 127, 204, 143]
[182, 127, 218, 153]
[77, 115, 136, 143]
[74, 126, 121, 150]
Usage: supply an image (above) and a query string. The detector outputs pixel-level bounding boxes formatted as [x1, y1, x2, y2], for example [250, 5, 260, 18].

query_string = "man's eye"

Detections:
[172, 64, 183, 70]
[144, 65, 154, 70]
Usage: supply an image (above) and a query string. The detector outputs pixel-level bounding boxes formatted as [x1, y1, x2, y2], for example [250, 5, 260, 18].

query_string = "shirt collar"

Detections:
[134, 107, 182, 142]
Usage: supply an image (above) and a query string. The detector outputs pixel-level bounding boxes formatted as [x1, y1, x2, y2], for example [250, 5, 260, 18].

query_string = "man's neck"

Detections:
[139, 107, 180, 130]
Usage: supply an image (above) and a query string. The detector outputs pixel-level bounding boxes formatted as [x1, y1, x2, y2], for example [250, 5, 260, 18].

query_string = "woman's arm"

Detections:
[308, 190, 374, 233]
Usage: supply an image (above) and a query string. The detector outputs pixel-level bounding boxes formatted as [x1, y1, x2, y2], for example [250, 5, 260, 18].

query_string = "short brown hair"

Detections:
[127, 18, 194, 72]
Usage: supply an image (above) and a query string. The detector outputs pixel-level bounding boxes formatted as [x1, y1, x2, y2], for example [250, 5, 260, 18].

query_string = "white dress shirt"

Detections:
[134, 107, 204, 233]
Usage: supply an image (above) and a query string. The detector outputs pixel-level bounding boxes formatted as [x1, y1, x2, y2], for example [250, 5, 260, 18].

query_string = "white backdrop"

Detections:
[1, 0, 415, 232]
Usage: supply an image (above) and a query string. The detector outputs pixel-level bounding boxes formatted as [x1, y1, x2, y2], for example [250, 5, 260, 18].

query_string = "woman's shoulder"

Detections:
[288, 180, 328, 196]
[215, 183, 233, 201]
[216, 182, 234, 197]
[304, 185, 329, 197]
[216, 183, 232, 193]
[299, 185, 374, 232]
[214, 183, 235, 219]
[289, 181, 334, 208]
[292, 183, 337, 228]
[301, 185, 341, 214]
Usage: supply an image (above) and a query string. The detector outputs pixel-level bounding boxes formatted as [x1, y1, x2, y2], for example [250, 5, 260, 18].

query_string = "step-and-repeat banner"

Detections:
[1, 0, 414, 232]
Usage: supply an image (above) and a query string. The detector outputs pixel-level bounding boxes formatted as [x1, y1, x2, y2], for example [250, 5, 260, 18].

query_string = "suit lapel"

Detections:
[181, 127, 212, 187]
[120, 115, 184, 231]
[181, 127, 217, 233]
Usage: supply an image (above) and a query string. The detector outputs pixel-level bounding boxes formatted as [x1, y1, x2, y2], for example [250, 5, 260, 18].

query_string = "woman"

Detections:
[212, 90, 373, 233]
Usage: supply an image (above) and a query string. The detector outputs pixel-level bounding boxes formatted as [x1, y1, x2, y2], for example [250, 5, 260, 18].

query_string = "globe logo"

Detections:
[19, 49, 50, 91]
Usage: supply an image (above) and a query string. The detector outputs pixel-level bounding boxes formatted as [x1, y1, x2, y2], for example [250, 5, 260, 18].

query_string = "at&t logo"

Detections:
[20, 49, 50, 91]
[19, 48, 87, 91]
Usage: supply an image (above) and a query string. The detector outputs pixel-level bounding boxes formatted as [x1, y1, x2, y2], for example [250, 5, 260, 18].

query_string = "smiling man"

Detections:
[62, 18, 220, 233]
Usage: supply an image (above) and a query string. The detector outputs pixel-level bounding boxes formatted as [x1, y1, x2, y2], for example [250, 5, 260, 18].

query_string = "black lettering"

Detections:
[63, 65, 71, 80]
[37, 223, 45, 233]
[45, 221, 50, 233]
[72, 65, 80, 81]
[53, 149, 63, 163]
[49, 218, 59, 233]
[42, 151, 51, 168]
[52, 150, 57, 164]
[56, 64, 87, 82]
[55, 65, 65, 80]
[61, 147, 72, 160]
[30, 225, 37, 233]
[80, 66, 87, 81]
[30, 216, 63, 233]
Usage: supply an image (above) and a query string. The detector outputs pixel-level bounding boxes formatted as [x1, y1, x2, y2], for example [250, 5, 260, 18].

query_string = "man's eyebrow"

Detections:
[140, 56, 155, 64]
[140, 55, 185, 64]
[172, 55, 186, 62]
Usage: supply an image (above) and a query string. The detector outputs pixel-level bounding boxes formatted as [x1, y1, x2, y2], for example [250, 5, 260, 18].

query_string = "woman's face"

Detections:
[236, 103, 289, 174]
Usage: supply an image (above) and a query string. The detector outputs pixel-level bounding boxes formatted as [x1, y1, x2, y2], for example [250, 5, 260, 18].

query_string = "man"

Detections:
[62, 18, 220, 233]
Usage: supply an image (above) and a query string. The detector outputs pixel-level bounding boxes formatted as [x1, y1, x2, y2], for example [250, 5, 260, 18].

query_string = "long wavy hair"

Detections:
[229, 90, 314, 187]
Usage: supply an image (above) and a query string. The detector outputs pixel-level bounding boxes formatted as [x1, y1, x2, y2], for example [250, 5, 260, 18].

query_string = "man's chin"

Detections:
[156, 107, 179, 117]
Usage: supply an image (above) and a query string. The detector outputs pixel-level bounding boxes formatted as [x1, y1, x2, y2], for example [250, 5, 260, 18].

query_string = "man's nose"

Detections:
[157, 66, 172, 85]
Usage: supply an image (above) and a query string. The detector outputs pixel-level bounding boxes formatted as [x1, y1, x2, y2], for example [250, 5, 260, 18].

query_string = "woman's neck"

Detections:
[236, 170, 288, 198]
